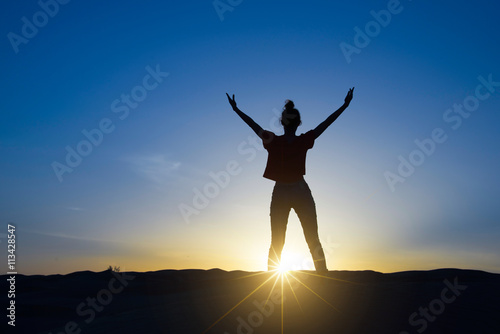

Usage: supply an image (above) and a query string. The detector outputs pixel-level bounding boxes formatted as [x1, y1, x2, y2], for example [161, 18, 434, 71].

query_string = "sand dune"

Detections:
[3, 268, 499, 333]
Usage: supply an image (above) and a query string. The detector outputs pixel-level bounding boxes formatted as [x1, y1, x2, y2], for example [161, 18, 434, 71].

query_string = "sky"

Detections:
[1, 0, 499, 275]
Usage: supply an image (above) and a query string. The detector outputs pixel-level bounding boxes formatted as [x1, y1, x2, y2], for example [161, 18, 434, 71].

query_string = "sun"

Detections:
[277, 262, 290, 274]
[277, 251, 314, 272]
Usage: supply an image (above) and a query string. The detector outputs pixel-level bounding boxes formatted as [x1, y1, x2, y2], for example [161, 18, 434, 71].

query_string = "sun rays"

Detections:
[202, 262, 360, 333]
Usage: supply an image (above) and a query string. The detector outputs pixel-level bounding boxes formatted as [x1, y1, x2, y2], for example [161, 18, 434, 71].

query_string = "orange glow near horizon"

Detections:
[19, 247, 500, 275]
[18, 225, 500, 275]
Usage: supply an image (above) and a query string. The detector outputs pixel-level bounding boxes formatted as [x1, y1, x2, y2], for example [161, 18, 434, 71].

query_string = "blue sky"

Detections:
[1, 0, 499, 274]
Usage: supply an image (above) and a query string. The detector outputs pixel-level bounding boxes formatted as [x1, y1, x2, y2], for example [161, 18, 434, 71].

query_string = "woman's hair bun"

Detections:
[281, 99, 301, 127]
[284, 100, 295, 111]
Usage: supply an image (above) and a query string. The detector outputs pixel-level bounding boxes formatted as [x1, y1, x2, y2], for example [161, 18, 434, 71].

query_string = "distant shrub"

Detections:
[107, 265, 120, 272]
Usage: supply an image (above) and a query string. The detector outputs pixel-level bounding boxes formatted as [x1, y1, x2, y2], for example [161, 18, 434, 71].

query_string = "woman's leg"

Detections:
[268, 184, 291, 270]
[294, 181, 328, 274]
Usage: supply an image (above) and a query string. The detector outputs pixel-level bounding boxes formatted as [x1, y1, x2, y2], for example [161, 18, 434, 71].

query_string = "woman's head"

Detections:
[281, 100, 302, 129]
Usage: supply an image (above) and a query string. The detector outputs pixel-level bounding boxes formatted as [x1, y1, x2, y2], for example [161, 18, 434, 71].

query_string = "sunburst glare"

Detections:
[278, 251, 315, 272]
[202, 259, 362, 333]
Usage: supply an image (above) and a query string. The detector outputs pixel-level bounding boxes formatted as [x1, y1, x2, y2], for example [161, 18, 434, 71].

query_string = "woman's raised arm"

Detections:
[226, 93, 265, 138]
[313, 87, 354, 139]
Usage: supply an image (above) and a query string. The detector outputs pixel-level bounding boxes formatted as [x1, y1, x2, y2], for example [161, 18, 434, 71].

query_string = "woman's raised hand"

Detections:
[226, 93, 238, 111]
[344, 87, 355, 105]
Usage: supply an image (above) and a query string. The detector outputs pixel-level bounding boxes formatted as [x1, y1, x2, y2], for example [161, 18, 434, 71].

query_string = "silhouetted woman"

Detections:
[226, 88, 354, 275]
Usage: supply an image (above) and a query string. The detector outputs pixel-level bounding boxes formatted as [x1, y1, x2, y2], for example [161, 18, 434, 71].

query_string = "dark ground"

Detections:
[2, 268, 499, 334]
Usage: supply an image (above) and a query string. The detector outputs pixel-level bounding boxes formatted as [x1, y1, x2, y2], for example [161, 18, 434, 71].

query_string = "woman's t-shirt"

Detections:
[262, 130, 315, 183]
